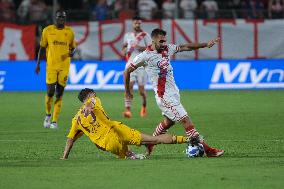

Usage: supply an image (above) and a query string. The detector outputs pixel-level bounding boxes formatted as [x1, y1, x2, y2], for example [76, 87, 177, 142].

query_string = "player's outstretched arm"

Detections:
[60, 138, 74, 160]
[35, 46, 44, 74]
[179, 37, 220, 52]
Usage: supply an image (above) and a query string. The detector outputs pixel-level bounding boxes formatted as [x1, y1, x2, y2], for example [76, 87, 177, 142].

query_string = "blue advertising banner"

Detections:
[0, 60, 283, 91]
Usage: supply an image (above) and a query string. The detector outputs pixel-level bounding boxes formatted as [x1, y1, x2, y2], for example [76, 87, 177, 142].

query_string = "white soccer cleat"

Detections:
[126, 151, 147, 160]
[134, 154, 147, 160]
[50, 122, 58, 129]
[43, 115, 51, 128]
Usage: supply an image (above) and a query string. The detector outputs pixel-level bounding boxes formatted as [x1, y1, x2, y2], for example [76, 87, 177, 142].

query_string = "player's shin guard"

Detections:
[52, 97, 63, 123]
[45, 95, 53, 115]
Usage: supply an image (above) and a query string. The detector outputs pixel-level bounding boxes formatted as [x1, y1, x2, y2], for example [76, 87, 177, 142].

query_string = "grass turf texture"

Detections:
[0, 90, 283, 189]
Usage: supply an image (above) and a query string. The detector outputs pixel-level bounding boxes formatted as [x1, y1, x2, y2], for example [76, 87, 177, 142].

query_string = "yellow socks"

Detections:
[45, 95, 53, 115]
[173, 135, 188, 144]
[52, 97, 63, 122]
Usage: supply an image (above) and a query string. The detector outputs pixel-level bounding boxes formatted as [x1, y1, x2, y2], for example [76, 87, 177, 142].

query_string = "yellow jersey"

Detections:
[40, 25, 76, 70]
[67, 97, 123, 148]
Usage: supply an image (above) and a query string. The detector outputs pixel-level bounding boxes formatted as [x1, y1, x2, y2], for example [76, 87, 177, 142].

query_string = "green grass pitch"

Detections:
[0, 90, 283, 189]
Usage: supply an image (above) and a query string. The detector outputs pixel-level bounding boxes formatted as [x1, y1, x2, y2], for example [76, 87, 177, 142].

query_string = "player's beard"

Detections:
[156, 44, 165, 53]
[134, 26, 141, 32]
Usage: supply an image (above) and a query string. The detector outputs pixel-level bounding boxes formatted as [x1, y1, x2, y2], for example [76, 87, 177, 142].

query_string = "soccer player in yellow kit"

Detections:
[35, 10, 76, 129]
[61, 88, 190, 160]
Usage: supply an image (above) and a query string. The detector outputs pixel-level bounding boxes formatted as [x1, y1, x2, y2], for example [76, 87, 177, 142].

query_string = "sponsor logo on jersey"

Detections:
[53, 40, 67, 46]
[157, 59, 169, 70]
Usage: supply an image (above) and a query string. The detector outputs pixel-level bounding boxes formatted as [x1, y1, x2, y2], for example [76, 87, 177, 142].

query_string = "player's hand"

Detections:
[61, 53, 70, 61]
[207, 37, 220, 48]
[35, 64, 40, 75]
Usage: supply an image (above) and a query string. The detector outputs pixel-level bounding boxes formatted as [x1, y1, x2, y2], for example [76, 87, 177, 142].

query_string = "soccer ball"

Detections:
[185, 143, 205, 158]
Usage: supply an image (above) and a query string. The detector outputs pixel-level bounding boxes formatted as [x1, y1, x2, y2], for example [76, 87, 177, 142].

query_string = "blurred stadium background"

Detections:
[0, 1, 284, 189]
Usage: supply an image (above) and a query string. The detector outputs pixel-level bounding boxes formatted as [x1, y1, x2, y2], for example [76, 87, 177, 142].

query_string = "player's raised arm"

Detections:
[178, 37, 220, 52]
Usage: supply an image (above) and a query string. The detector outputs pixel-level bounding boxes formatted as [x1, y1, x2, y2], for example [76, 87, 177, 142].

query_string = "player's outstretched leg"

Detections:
[146, 119, 175, 155]
[141, 133, 188, 145]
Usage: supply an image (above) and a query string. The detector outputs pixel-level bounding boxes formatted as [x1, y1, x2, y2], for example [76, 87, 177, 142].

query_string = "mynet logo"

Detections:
[0, 71, 6, 90]
[210, 62, 284, 89]
[66, 63, 152, 90]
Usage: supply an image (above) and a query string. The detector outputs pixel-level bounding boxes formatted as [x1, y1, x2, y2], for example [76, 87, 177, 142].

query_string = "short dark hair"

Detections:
[132, 16, 142, 21]
[151, 28, 167, 38]
[78, 88, 95, 102]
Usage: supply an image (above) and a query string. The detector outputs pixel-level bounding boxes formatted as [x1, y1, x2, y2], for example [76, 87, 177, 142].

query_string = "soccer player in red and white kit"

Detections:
[122, 16, 152, 118]
[124, 28, 224, 157]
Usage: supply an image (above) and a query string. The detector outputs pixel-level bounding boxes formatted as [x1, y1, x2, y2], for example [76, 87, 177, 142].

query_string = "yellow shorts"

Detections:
[46, 69, 69, 86]
[104, 123, 142, 158]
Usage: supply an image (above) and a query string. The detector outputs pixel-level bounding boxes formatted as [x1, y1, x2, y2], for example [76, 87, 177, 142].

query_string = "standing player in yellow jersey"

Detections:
[61, 88, 190, 160]
[35, 10, 76, 129]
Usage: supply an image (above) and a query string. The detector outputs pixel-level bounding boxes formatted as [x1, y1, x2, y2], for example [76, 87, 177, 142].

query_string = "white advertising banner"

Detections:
[1, 20, 284, 60]
[71, 19, 284, 60]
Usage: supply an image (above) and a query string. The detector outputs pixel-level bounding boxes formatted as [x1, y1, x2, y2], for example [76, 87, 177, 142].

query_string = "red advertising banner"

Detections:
[0, 23, 36, 60]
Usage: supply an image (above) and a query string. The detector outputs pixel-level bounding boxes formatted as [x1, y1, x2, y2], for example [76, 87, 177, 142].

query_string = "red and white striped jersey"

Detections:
[123, 31, 152, 65]
[131, 44, 181, 100]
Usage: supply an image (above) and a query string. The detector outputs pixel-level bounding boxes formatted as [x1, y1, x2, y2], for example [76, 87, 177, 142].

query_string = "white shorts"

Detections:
[130, 67, 148, 86]
[155, 94, 188, 122]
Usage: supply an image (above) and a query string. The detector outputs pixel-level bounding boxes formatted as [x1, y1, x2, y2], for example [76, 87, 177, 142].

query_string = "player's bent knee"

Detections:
[55, 84, 65, 98]
[47, 84, 56, 97]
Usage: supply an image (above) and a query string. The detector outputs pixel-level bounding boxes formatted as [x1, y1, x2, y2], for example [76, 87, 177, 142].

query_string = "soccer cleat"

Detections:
[206, 148, 224, 157]
[126, 151, 146, 160]
[145, 144, 155, 156]
[134, 153, 147, 160]
[140, 106, 147, 117]
[50, 122, 58, 129]
[187, 135, 204, 145]
[43, 115, 51, 128]
[123, 110, 132, 118]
